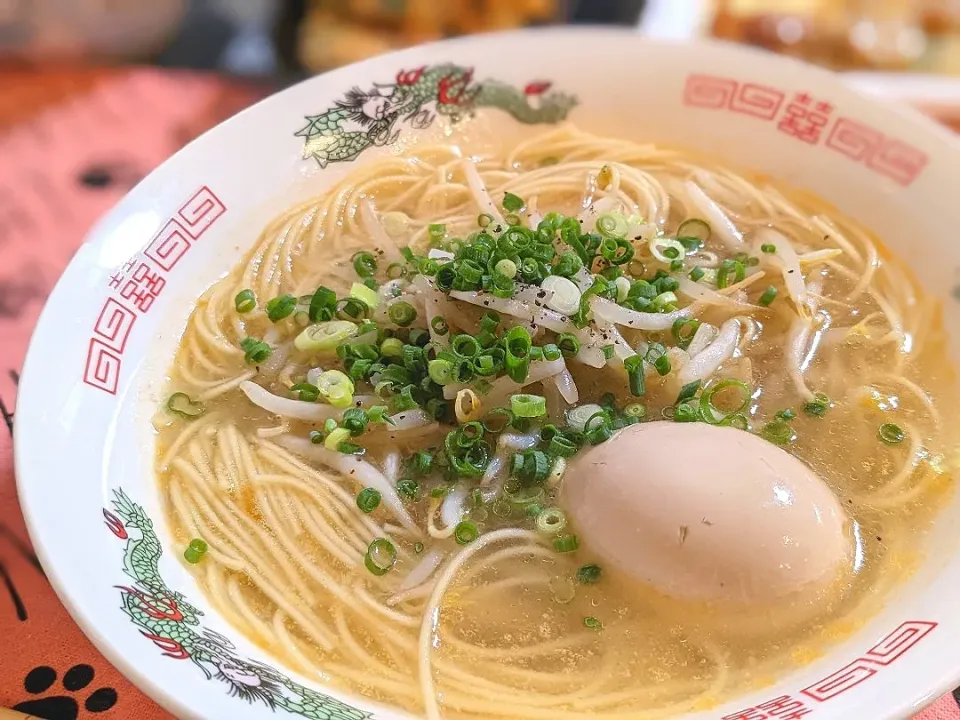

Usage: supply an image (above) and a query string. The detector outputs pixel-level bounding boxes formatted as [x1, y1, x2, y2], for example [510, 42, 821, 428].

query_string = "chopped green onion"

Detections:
[677, 218, 711, 247]
[597, 212, 628, 238]
[350, 282, 380, 309]
[266, 294, 297, 322]
[428, 359, 454, 385]
[759, 286, 778, 307]
[410, 450, 433, 476]
[525, 503, 544, 518]
[337, 297, 369, 321]
[761, 243, 777, 254]
[775, 408, 797, 421]
[879, 422, 905, 445]
[430, 316, 449, 336]
[535, 507, 567, 535]
[317, 370, 354, 409]
[654, 354, 672, 376]
[553, 534, 579, 553]
[482, 408, 513, 434]
[454, 520, 480, 545]
[700, 380, 750, 424]
[183, 538, 208, 564]
[673, 402, 700, 422]
[576, 564, 602, 584]
[672, 318, 701, 350]
[547, 434, 578, 457]
[650, 237, 686, 264]
[397, 478, 419, 500]
[428, 223, 446, 241]
[760, 420, 796, 446]
[504, 213, 521, 226]
[294, 320, 359, 352]
[388, 301, 417, 327]
[567, 404, 605, 433]
[308, 285, 337, 322]
[620, 355, 644, 396]
[342, 407, 370, 435]
[495, 258, 517, 279]
[380, 337, 403, 359]
[511, 394, 547, 418]
[478, 213, 494, 228]
[557, 333, 580, 358]
[356, 488, 381, 513]
[309, 430, 324, 444]
[352, 251, 377, 278]
[513, 449, 551, 484]
[676, 380, 701, 405]
[624, 403, 647, 419]
[323, 427, 351, 451]
[689, 266, 706, 282]
[167, 392, 205, 419]
[722, 413, 750, 430]
[583, 616, 603, 630]
[602, 344, 615, 360]
[716, 259, 745, 289]
[234, 289, 256, 313]
[290, 383, 320, 402]
[504, 326, 532, 383]
[553, 251, 583, 278]
[364, 538, 397, 576]
[240, 337, 271, 364]
[803, 392, 830, 417]
[503, 192, 524, 212]
[452, 334, 481, 359]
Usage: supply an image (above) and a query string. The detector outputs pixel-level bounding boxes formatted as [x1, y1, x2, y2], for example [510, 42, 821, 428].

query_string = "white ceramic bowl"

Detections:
[15, 28, 960, 720]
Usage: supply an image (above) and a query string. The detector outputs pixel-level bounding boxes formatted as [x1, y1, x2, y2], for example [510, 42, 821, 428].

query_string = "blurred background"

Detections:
[3, 1, 959, 128]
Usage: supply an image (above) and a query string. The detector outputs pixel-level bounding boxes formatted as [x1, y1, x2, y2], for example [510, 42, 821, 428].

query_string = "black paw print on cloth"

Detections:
[14, 665, 117, 719]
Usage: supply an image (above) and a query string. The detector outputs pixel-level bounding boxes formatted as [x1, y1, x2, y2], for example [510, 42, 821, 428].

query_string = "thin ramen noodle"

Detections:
[156, 125, 960, 719]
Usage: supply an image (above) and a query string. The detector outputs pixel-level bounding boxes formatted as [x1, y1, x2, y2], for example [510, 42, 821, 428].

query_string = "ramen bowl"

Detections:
[14, 27, 960, 720]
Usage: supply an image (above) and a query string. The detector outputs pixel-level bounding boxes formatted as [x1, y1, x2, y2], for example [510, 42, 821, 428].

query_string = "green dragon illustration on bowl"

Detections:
[296, 63, 577, 168]
[104, 489, 371, 720]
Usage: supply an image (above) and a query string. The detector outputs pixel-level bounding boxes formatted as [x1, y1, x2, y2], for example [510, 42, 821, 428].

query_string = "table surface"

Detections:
[0, 65, 958, 720]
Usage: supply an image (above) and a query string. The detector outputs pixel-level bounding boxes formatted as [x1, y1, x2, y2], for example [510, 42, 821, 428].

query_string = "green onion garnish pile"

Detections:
[196, 190, 888, 575]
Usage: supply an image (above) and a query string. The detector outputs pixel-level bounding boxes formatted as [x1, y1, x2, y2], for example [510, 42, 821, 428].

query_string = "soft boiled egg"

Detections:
[560, 421, 851, 604]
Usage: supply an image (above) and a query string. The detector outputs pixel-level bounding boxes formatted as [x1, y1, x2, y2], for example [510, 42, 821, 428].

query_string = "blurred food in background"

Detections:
[295, 0, 566, 71]
[710, 0, 960, 73]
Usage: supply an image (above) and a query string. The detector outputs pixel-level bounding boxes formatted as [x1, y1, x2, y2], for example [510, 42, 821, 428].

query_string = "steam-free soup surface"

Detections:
[156, 125, 959, 719]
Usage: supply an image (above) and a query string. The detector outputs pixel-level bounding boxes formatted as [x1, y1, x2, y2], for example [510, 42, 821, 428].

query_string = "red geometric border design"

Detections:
[178, 185, 226, 239]
[730, 83, 785, 120]
[143, 219, 192, 272]
[92, 298, 137, 353]
[83, 339, 122, 395]
[825, 117, 883, 161]
[682, 74, 738, 110]
[801, 659, 879, 702]
[864, 621, 937, 665]
[867, 140, 929, 187]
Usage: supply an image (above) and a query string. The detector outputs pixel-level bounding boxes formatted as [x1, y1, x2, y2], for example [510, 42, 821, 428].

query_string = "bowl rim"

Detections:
[14, 25, 960, 720]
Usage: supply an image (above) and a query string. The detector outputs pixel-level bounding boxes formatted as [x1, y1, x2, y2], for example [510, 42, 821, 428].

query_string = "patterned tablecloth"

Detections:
[0, 65, 958, 720]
